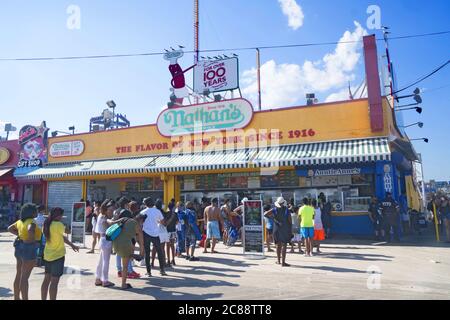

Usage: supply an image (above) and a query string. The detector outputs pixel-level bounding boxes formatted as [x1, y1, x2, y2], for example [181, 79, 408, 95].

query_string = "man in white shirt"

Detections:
[141, 198, 167, 276]
[34, 205, 46, 230]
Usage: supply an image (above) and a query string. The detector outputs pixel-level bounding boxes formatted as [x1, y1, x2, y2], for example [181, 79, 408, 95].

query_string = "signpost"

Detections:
[71, 202, 86, 247]
[193, 57, 239, 94]
[242, 200, 264, 258]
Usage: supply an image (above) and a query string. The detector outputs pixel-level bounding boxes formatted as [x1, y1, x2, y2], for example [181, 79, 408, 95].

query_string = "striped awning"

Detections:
[15, 137, 390, 179]
[14, 157, 155, 179]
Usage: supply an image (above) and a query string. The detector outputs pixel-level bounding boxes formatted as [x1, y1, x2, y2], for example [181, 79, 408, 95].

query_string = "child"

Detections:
[298, 198, 315, 257]
[312, 199, 325, 253]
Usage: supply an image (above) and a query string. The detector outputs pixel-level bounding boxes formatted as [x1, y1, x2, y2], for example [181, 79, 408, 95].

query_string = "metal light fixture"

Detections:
[4, 123, 17, 141]
[395, 87, 422, 104]
[106, 100, 116, 108]
[400, 122, 424, 128]
[395, 106, 422, 114]
[410, 138, 429, 143]
[68, 126, 75, 134]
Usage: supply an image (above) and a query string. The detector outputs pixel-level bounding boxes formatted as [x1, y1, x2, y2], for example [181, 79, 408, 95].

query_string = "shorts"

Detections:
[266, 228, 273, 235]
[185, 233, 197, 248]
[159, 232, 170, 243]
[300, 227, 315, 239]
[169, 232, 177, 241]
[14, 241, 38, 261]
[206, 221, 221, 240]
[313, 229, 325, 241]
[44, 257, 65, 277]
[292, 233, 302, 242]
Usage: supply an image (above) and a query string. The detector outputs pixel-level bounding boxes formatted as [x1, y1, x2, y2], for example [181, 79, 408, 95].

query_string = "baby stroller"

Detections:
[226, 215, 242, 247]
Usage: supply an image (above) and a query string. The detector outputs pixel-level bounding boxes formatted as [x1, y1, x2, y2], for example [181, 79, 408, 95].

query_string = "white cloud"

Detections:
[241, 21, 368, 108]
[278, 0, 304, 30]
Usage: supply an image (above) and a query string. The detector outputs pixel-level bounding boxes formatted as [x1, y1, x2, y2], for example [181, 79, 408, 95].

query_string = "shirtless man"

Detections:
[203, 198, 223, 253]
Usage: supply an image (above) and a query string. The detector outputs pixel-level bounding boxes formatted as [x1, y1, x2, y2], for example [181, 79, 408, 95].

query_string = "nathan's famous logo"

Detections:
[157, 98, 253, 136]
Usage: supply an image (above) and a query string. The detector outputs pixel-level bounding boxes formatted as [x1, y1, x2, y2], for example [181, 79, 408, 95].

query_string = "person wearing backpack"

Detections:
[8, 203, 42, 300]
[112, 208, 144, 290]
[94, 199, 116, 288]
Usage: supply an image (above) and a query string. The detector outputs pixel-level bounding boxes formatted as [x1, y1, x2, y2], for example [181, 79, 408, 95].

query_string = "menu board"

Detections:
[312, 176, 338, 187]
[154, 177, 163, 190]
[216, 175, 230, 188]
[139, 178, 153, 191]
[278, 170, 298, 187]
[230, 176, 248, 189]
[184, 178, 196, 190]
[125, 181, 139, 192]
[248, 176, 261, 189]
[260, 175, 279, 188]
[196, 175, 217, 190]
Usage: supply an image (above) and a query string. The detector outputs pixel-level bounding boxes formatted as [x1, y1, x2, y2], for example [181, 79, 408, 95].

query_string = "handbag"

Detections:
[105, 220, 124, 241]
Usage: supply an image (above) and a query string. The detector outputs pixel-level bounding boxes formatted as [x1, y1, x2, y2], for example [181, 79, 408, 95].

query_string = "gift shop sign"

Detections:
[157, 98, 253, 137]
[193, 57, 239, 93]
[17, 122, 49, 168]
[50, 140, 85, 158]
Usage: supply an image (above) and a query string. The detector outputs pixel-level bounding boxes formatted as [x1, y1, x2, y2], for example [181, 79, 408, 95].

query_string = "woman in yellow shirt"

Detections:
[7, 203, 42, 300]
[41, 207, 79, 300]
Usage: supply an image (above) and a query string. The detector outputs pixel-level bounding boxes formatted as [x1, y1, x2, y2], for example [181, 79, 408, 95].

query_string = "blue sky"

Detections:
[0, 0, 449, 180]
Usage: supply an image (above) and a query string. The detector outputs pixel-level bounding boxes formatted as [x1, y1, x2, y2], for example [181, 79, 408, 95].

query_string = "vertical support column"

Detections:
[82, 179, 87, 201]
[162, 173, 180, 208]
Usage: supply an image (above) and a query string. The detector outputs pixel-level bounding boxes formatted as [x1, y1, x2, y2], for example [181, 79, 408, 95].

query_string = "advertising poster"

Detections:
[71, 202, 86, 246]
[242, 200, 264, 256]
[193, 57, 239, 93]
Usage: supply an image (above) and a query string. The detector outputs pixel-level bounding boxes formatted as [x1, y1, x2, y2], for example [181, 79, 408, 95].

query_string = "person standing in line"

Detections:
[368, 196, 384, 241]
[35, 204, 46, 267]
[312, 199, 325, 254]
[289, 203, 303, 254]
[41, 207, 79, 300]
[85, 200, 93, 233]
[141, 198, 167, 277]
[113, 197, 138, 278]
[94, 199, 116, 287]
[263, 204, 275, 252]
[184, 201, 201, 261]
[264, 197, 292, 267]
[87, 201, 101, 254]
[203, 198, 223, 254]
[319, 194, 332, 239]
[381, 192, 401, 242]
[151, 199, 169, 268]
[220, 199, 232, 245]
[111, 209, 145, 290]
[8, 204, 42, 300]
[299, 198, 315, 257]
[175, 201, 186, 257]
[164, 204, 179, 266]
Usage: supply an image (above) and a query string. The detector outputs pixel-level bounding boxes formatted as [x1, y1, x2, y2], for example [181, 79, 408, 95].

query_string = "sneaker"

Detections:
[160, 270, 167, 276]
[129, 271, 141, 278]
[145, 272, 152, 277]
[185, 255, 191, 260]
[127, 272, 139, 279]
[303, 254, 308, 257]
[189, 256, 200, 261]
[309, 253, 313, 257]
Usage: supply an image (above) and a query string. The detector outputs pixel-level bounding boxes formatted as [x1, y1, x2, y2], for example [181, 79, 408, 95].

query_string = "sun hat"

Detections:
[274, 196, 287, 208]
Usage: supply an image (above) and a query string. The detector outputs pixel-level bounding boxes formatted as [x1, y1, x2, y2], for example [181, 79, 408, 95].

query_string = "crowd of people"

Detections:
[427, 193, 450, 242]
[9, 189, 446, 299]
